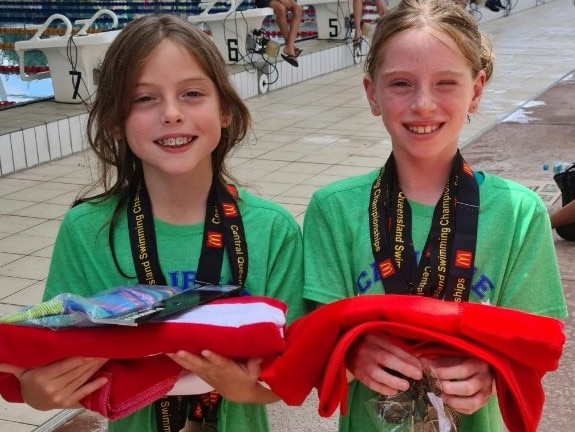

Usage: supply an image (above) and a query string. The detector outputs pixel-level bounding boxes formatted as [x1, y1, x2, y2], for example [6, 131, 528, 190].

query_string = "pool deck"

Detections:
[1, 0, 575, 431]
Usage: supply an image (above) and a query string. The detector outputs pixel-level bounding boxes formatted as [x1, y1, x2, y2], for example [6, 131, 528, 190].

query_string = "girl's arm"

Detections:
[167, 350, 279, 404]
[550, 199, 575, 228]
[0, 358, 108, 410]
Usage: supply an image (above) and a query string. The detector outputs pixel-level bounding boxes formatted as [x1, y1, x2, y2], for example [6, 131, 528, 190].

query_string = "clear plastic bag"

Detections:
[0, 285, 181, 328]
[366, 370, 460, 432]
[0, 283, 241, 329]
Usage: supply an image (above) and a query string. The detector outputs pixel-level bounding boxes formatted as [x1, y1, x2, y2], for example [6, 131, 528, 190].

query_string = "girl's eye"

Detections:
[184, 90, 202, 98]
[133, 95, 153, 103]
[390, 81, 409, 87]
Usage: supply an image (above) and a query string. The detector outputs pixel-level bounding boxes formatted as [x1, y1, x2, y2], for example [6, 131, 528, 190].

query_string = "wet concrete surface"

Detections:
[464, 73, 575, 432]
[464, 77, 575, 182]
[51, 73, 575, 432]
[51, 410, 107, 432]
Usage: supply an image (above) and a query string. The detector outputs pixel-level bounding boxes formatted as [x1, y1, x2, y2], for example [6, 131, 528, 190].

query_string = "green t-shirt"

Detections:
[45, 188, 310, 432]
[303, 169, 567, 432]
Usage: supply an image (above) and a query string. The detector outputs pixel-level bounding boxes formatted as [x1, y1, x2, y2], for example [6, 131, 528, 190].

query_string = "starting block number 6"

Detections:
[227, 38, 239, 63]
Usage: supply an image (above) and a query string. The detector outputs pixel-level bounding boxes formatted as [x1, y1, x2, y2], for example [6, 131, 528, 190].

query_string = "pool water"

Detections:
[0, 71, 54, 105]
[1, 20, 58, 107]
[0, 0, 370, 109]
[0, 0, 205, 109]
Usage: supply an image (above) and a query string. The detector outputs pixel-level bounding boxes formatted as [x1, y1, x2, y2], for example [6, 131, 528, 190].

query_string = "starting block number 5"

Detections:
[328, 18, 340, 38]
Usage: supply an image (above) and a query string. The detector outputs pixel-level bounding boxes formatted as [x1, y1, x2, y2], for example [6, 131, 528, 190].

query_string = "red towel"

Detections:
[260, 295, 565, 432]
[0, 296, 286, 420]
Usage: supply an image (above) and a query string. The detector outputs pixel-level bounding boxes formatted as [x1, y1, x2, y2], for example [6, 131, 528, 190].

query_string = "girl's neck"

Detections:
[394, 155, 454, 206]
[143, 170, 214, 225]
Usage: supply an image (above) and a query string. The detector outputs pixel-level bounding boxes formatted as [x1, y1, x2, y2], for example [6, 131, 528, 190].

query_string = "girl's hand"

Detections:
[0, 358, 108, 411]
[166, 350, 278, 404]
[429, 356, 494, 415]
[346, 333, 423, 395]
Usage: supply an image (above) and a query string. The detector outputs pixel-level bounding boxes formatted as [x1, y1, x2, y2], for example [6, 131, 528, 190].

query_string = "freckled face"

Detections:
[364, 28, 485, 163]
[124, 40, 231, 182]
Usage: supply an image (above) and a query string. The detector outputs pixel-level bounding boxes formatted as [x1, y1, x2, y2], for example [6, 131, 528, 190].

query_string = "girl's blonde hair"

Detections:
[365, 0, 495, 83]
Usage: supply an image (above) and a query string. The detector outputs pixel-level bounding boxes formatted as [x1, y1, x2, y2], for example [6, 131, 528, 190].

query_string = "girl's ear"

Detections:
[469, 70, 487, 113]
[220, 105, 232, 128]
[363, 75, 381, 117]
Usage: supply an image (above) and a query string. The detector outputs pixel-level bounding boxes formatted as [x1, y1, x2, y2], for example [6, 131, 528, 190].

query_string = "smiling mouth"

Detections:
[406, 124, 442, 134]
[156, 137, 193, 147]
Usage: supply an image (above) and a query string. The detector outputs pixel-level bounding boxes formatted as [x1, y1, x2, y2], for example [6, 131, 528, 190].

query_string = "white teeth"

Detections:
[157, 137, 192, 147]
[408, 124, 440, 134]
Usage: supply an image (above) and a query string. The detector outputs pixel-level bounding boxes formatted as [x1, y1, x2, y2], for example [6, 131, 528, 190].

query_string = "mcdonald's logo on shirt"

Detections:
[222, 203, 238, 217]
[378, 259, 396, 278]
[226, 184, 239, 199]
[454, 250, 473, 268]
[206, 232, 223, 248]
[462, 161, 473, 177]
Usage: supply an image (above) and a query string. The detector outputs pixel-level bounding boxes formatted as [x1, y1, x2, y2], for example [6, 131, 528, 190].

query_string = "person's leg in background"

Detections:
[270, 0, 302, 66]
[352, 0, 363, 44]
[374, 0, 388, 16]
[287, 0, 302, 54]
[353, 0, 387, 45]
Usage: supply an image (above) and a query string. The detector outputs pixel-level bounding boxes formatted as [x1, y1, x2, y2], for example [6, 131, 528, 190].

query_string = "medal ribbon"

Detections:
[127, 178, 248, 432]
[369, 151, 479, 301]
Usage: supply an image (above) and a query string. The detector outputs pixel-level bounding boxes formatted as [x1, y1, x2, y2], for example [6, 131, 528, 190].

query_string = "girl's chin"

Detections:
[144, 164, 206, 177]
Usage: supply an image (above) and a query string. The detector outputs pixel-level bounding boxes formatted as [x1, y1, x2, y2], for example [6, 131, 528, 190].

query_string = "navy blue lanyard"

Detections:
[127, 178, 248, 432]
[369, 151, 479, 301]
[127, 179, 248, 287]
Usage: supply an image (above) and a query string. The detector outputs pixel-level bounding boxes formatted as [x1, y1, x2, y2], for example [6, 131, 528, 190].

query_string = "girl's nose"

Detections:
[411, 88, 436, 114]
[161, 101, 183, 124]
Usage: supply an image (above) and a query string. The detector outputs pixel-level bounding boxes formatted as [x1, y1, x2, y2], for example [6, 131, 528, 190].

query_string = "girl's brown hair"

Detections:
[85, 14, 251, 200]
[364, 0, 495, 83]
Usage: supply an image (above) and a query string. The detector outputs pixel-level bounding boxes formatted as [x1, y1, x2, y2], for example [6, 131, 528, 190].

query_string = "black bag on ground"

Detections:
[553, 164, 575, 241]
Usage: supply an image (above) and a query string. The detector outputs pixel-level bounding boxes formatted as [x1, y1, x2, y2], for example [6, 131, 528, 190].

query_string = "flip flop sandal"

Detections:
[295, 47, 303, 58]
[281, 53, 299, 67]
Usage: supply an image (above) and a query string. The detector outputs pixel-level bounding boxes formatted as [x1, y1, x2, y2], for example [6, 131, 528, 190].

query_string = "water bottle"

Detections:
[542, 161, 573, 175]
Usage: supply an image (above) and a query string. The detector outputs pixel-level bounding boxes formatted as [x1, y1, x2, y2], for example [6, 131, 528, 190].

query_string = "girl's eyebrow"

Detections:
[381, 68, 467, 76]
[135, 76, 213, 87]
